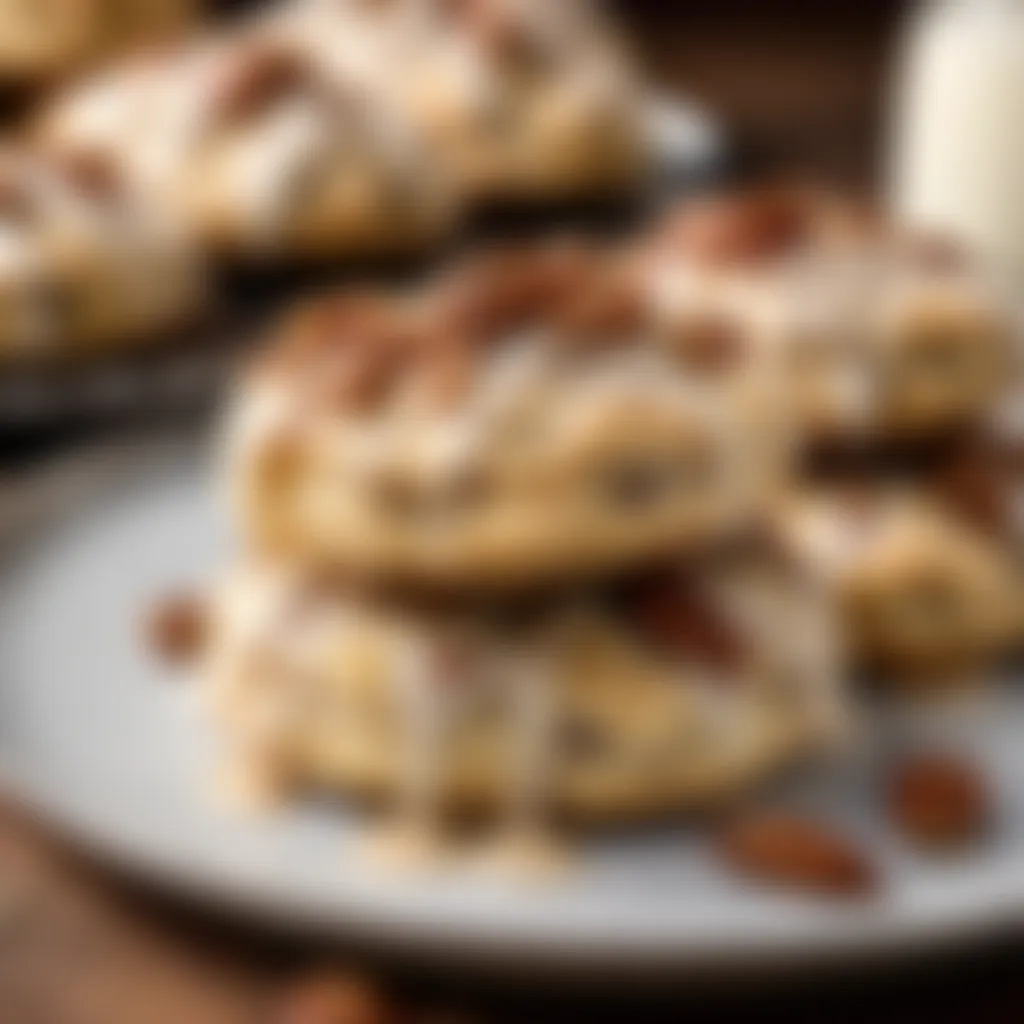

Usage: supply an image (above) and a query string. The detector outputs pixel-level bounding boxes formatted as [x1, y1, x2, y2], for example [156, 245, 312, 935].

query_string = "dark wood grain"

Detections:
[621, 1, 904, 189]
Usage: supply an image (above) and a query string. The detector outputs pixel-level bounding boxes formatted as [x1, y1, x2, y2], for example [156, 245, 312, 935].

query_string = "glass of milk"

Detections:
[890, 0, 1024, 288]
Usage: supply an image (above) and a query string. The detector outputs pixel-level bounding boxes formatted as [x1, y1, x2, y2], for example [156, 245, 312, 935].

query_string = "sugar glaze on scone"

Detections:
[203, 547, 846, 831]
[37, 32, 458, 262]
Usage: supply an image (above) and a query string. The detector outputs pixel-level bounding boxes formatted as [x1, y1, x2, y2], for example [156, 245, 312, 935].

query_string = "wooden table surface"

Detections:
[3, 5, 1024, 1022]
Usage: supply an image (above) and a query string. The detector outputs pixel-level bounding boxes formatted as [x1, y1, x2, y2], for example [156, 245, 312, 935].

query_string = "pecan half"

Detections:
[146, 592, 207, 666]
[888, 753, 990, 850]
[316, 346, 402, 413]
[276, 969, 394, 1024]
[719, 812, 877, 896]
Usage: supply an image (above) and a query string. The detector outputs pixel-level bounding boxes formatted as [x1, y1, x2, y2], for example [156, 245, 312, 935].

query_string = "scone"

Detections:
[0, 0, 196, 84]
[225, 243, 783, 589]
[645, 189, 1016, 443]
[37, 35, 459, 263]
[203, 549, 846, 822]
[278, 0, 650, 204]
[0, 148, 205, 361]
[777, 489, 1020, 684]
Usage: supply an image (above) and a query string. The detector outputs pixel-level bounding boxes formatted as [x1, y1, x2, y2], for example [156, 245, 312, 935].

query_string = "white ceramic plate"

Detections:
[0, 433, 1022, 974]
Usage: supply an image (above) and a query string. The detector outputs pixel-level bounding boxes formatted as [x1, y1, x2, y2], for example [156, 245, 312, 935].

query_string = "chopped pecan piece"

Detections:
[629, 576, 747, 672]
[0, 172, 33, 224]
[276, 969, 394, 1024]
[553, 273, 648, 343]
[665, 189, 811, 268]
[531, 240, 603, 305]
[437, 247, 561, 340]
[317, 346, 402, 413]
[927, 438, 1010, 540]
[213, 43, 310, 122]
[675, 314, 748, 374]
[56, 151, 123, 203]
[719, 812, 877, 896]
[282, 295, 388, 355]
[146, 592, 207, 666]
[888, 753, 990, 850]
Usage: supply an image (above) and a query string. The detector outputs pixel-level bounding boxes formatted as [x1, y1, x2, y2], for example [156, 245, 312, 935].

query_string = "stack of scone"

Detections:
[202, 230, 858, 871]
[195, 189, 1022, 870]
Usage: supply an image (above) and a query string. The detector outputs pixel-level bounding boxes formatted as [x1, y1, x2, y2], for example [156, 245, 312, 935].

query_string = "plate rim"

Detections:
[0, 431, 1022, 975]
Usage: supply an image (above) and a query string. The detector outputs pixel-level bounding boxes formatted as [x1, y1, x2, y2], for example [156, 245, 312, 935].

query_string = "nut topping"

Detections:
[55, 151, 123, 204]
[674, 314, 748, 374]
[213, 43, 311, 122]
[146, 592, 208, 666]
[927, 438, 1011, 541]
[888, 753, 990, 850]
[665, 189, 811, 268]
[719, 812, 877, 896]
[553, 273, 648, 343]
[436, 247, 566, 340]
[276, 969, 395, 1024]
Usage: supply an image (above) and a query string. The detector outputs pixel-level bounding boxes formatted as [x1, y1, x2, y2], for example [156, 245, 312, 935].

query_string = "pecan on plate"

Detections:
[719, 812, 877, 896]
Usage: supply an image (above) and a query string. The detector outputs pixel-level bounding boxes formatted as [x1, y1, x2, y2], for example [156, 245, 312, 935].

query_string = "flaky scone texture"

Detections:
[204, 551, 846, 821]
[778, 489, 1021, 682]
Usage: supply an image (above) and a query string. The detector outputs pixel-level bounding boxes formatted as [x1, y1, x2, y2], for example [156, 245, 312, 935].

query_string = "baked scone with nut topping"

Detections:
[777, 489, 1020, 684]
[644, 189, 1017, 444]
[0, 148, 205, 361]
[225, 243, 782, 589]
[37, 35, 458, 263]
[0, 0, 196, 84]
[204, 548, 845, 823]
[181, 37, 458, 260]
[278, 0, 650, 204]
